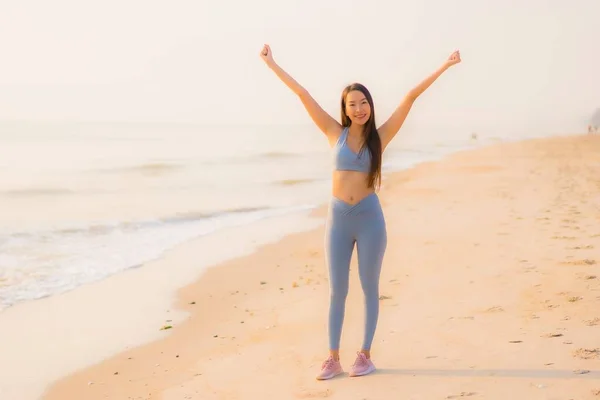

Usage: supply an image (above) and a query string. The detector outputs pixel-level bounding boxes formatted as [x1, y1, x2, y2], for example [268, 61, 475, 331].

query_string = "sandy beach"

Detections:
[31, 134, 600, 399]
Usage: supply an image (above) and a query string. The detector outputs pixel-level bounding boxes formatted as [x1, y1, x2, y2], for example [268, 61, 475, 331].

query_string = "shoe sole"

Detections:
[349, 365, 376, 377]
[316, 370, 343, 380]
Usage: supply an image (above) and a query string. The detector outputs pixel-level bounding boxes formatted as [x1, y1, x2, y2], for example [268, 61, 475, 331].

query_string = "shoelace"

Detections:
[322, 357, 336, 369]
[353, 353, 367, 367]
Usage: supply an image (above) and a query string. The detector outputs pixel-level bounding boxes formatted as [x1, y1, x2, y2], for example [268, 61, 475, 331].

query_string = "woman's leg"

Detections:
[355, 216, 387, 353]
[347, 216, 386, 378]
[340, 194, 387, 378]
[316, 212, 355, 380]
[324, 217, 355, 356]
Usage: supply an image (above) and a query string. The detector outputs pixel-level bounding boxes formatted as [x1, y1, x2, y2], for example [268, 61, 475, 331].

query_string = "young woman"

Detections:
[259, 44, 461, 380]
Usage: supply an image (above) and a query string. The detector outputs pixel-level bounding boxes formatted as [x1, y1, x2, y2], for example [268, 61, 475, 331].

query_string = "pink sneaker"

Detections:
[349, 352, 376, 377]
[316, 356, 343, 380]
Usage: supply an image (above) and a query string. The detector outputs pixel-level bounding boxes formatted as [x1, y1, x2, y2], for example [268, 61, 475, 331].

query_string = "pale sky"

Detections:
[0, 0, 597, 136]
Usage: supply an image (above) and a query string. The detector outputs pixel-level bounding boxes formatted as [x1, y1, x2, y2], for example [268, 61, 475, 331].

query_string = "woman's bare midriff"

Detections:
[331, 170, 374, 205]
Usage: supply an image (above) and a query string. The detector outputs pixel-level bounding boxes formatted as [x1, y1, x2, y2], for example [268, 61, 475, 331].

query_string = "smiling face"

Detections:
[344, 90, 371, 126]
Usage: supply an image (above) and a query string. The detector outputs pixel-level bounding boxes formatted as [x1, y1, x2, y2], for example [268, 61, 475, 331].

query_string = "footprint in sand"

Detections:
[567, 245, 595, 250]
[482, 306, 504, 313]
[560, 259, 597, 266]
[446, 392, 477, 399]
[294, 388, 333, 398]
[551, 235, 578, 240]
[541, 333, 564, 338]
[585, 318, 600, 327]
[573, 348, 600, 360]
[542, 300, 560, 310]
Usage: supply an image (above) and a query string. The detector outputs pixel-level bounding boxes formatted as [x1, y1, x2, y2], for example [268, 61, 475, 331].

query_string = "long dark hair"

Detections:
[340, 83, 382, 189]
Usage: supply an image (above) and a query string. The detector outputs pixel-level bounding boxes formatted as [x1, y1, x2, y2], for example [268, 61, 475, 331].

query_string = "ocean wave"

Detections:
[201, 152, 307, 166]
[274, 178, 321, 186]
[258, 151, 301, 159]
[88, 152, 309, 175]
[0, 188, 74, 197]
[98, 162, 184, 176]
[0, 203, 315, 311]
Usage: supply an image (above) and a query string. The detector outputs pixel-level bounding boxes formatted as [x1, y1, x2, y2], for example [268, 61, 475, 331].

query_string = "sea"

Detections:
[0, 120, 556, 312]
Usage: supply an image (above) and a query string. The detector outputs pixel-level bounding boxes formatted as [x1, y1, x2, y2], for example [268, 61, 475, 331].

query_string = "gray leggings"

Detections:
[325, 193, 387, 351]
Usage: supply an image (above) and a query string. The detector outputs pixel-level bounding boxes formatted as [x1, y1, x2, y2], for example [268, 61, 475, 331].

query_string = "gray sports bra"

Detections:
[333, 127, 371, 173]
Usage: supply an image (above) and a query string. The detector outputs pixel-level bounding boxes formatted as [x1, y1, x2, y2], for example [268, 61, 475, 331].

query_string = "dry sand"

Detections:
[41, 134, 600, 399]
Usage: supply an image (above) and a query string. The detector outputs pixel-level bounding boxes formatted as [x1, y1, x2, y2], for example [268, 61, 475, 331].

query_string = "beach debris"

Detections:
[292, 281, 299, 288]
[378, 295, 392, 300]
[213, 334, 218, 338]
[114, 372, 119, 375]
[567, 296, 582, 303]
[189, 301, 196, 305]
[574, 369, 590, 375]
[160, 325, 172, 331]
[260, 281, 267, 285]
[509, 340, 523, 344]
[544, 363, 554, 366]
[592, 389, 600, 396]
[585, 275, 597, 280]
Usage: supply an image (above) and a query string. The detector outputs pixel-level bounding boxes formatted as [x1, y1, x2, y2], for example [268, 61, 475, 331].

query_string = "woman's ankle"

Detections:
[329, 350, 340, 361]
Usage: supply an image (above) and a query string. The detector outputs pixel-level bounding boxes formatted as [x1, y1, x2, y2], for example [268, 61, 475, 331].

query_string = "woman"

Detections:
[259, 44, 461, 380]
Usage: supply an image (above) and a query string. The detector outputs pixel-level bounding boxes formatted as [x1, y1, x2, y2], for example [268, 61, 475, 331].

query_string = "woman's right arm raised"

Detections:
[260, 44, 341, 142]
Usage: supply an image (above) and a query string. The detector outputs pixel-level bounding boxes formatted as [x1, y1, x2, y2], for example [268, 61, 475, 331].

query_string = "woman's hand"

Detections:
[259, 44, 275, 67]
[445, 50, 461, 67]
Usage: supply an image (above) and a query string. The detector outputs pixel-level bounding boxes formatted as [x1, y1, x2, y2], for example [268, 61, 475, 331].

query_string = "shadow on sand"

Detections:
[373, 368, 600, 379]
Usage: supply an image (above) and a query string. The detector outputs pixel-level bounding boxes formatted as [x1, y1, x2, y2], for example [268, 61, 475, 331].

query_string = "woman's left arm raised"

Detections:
[378, 50, 462, 150]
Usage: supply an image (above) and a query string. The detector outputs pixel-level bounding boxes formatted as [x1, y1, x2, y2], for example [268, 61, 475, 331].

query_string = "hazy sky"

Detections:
[0, 0, 597, 136]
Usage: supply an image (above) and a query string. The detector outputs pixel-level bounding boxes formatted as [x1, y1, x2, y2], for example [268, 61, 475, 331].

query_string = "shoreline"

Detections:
[0, 211, 323, 400]
[4, 133, 600, 399]
[0, 134, 486, 314]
